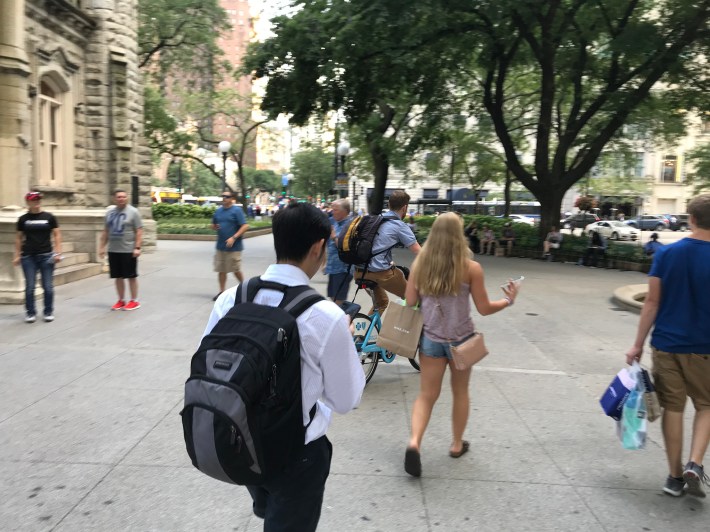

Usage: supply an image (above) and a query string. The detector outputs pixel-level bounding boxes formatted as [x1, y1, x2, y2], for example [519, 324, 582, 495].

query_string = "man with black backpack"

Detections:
[192, 203, 365, 531]
[353, 190, 421, 312]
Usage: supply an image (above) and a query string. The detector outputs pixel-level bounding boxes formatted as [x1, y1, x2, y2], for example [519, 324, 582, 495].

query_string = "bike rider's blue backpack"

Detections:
[181, 277, 323, 485]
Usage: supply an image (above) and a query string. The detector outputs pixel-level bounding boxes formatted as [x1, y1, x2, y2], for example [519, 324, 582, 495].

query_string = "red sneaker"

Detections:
[111, 300, 125, 311]
[123, 300, 141, 311]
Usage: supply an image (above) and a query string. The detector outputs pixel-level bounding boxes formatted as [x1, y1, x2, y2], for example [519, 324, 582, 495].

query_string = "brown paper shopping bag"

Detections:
[375, 303, 423, 358]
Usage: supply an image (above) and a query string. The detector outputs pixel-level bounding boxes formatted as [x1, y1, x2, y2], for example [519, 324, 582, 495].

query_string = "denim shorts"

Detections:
[420, 333, 475, 360]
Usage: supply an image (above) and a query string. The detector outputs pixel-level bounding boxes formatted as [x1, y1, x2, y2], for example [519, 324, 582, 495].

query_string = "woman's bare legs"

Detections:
[408, 354, 449, 451]
[449, 361, 472, 454]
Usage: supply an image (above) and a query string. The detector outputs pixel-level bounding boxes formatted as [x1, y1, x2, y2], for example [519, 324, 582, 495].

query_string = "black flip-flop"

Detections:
[449, 440, 470, 458]
[404, 447, 422, 477]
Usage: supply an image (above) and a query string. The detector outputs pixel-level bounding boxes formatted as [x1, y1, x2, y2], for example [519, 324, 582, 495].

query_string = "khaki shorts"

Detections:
[213, 250, 242, 273]
[652, 348, 710, 412]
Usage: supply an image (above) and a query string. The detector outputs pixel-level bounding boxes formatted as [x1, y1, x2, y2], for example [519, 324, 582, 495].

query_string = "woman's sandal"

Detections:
[449, 440, 470, 458]
[404, 447, 422, 477]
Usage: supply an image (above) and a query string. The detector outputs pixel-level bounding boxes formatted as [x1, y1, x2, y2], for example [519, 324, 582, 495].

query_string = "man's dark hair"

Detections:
[688, 194, 710, 230]
[388, 190, 410, 212]
[273, 203, 331, 262]
[114, 189, 126, 196]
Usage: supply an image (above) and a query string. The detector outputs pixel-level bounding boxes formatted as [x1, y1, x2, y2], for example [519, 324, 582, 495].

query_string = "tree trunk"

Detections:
[504, 168, 512, 217]
[236, 160, 247, 205]
[537, 185, 566, 238]
[368, 144, 389, 215]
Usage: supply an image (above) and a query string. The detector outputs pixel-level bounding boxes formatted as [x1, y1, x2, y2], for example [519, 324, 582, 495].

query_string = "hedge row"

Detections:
[414, 215, 650, 264]
[152, 203, 217, 220]
[156, 217, 273, 234]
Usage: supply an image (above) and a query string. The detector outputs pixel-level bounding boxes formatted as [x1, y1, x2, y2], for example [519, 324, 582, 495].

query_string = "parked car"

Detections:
[584, 221, 640, 241]
[560, 213, 600, 229]
[625, 215, 669, 231]
[496, 214, 536, 226]
[662, 214, 690, 231]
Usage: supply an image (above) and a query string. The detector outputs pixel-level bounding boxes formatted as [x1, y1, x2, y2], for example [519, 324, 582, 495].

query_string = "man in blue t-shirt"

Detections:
[626, 194, 710, 498]
[324, 198, 353, 305]
[354, 190, 421, 312]
[211, 192, 249, 300]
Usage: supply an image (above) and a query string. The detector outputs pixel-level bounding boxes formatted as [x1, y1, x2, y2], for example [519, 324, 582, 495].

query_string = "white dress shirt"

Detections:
[202, 264, 365, 444]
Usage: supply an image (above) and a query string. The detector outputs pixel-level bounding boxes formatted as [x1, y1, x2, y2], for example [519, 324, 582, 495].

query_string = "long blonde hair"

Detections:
[413, 212, 471, 296]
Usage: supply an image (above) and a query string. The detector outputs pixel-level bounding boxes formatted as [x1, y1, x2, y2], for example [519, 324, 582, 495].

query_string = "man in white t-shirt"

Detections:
[203, 202, 365, 531]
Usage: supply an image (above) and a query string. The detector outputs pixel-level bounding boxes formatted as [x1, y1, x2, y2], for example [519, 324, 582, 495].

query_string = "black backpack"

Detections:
[181, 277, 323, 485]
[337, 214, 391, 266]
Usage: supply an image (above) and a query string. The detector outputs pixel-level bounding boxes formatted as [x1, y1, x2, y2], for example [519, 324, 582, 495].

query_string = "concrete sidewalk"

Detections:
[1, 237, 707, 531]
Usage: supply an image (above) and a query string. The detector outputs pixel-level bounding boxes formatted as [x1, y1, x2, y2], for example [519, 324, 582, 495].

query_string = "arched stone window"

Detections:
[36, 72, 73, 188]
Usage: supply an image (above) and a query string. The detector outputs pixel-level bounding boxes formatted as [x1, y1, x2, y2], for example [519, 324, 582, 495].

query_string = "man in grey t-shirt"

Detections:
[354, 190, 420, 312]
[98, 190, 143, 311]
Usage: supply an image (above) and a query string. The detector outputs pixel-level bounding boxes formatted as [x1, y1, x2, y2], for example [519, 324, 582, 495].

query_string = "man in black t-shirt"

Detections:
[13, 192, 63, 323]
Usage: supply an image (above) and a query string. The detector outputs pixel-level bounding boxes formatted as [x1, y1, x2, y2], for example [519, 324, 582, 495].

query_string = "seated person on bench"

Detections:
[543, 226, 563, 257]
[499, 222, 516, 256]
[481, 225, 496, 255]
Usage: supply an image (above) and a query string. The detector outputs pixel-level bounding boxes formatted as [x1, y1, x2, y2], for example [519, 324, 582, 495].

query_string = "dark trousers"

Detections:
[247, 436, 333, 532]
[20, 252, 55, 316]
[468, 236, 480, 254]
[584, 246, 603, 267]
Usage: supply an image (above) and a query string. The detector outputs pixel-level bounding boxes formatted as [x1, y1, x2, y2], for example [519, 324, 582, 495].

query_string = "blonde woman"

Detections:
[403, 212, 518, 477]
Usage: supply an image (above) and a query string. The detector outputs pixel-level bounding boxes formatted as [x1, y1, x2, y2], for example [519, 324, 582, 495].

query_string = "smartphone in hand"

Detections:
[500, 276, 524, 289]
[339, 301, 362, 320]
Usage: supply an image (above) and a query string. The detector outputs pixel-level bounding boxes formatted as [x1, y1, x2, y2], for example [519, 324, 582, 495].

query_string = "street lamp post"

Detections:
[218, 140, 231, 193]
[336, 140, 350, 199]
[172, 157, 183, 197]
[449, 114, 466, 211]
[449, 148, 455, 211]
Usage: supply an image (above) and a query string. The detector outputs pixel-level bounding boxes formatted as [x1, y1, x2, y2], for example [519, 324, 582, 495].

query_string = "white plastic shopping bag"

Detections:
[617, 362, 647, 450]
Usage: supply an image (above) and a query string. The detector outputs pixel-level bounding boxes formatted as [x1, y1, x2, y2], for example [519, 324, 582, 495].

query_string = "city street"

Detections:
[0, 235, 707, 531]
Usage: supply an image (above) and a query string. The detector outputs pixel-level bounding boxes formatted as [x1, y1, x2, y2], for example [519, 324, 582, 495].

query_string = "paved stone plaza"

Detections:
[1, 236, 707, 531]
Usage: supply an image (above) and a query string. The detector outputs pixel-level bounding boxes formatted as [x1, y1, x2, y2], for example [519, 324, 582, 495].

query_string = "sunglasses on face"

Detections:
[221, 195, 232, 199]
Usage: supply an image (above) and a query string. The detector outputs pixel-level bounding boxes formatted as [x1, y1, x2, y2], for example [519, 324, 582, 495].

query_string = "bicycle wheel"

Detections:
[352, 313, 379, 383]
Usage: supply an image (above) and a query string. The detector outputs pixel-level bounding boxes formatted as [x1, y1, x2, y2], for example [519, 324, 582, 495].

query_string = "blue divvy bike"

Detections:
[351, 278, 420, 384]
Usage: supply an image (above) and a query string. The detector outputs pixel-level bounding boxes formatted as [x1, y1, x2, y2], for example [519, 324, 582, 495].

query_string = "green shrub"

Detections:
[156, 217, 272, 235]
[606, 241, 650, 263]
[152, 203, 216, 220]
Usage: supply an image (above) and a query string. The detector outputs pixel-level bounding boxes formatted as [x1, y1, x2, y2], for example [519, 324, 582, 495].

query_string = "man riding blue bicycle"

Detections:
[354, 190, 421, 313]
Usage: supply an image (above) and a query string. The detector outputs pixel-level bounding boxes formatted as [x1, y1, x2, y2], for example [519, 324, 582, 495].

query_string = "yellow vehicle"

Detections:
[151, 187, 182, 204]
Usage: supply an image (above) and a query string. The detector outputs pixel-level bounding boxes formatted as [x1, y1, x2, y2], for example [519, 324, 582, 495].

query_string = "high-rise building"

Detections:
[213, 0, 256, 168]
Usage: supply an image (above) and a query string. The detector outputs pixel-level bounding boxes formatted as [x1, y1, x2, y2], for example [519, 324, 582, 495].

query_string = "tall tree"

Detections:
[138, 0, 229, 73]
[246, 0, 710, 229]
[243, 167, 280, 195]
[244, 1, 457, 213]
[290, 148, 334, 199]
[140, 0, 267, 203]
[686, 141, 710, 193]
[454, 0, 710, 231]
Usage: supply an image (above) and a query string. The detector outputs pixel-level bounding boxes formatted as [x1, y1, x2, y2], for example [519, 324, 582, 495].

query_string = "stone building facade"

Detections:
[0, 0, 154, 304]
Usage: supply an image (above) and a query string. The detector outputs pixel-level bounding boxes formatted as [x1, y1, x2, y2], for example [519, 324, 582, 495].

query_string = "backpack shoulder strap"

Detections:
[235, 276, 267, 304]
[279, 285, 324, 318]
[235, 276, 291, 305]
[235, 278, 323, 317]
